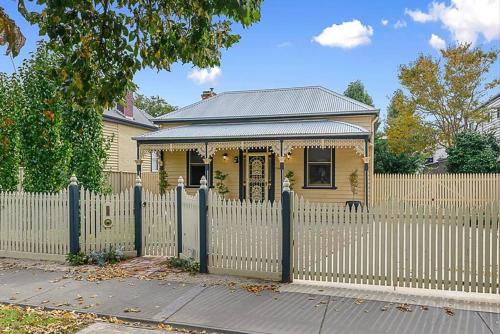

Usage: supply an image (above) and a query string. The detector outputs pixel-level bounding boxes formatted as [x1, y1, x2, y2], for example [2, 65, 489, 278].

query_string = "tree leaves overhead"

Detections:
[12, 0, 262, 107]
[0, 7, 25, 57]
[399, 43, 499, 148]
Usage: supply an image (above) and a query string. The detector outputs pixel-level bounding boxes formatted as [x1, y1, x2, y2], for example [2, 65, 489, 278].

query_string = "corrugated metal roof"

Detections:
[155, 86, 378, 122]
[135, 119, 368, 141]
[103, 106, 158, 129]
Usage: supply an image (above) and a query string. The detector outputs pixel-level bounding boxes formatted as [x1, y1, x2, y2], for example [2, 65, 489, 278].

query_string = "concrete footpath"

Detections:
[1, 268, 499, 334]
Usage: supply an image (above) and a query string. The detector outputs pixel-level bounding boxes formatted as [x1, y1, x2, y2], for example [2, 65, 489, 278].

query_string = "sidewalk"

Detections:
[0, 267, 499, 334]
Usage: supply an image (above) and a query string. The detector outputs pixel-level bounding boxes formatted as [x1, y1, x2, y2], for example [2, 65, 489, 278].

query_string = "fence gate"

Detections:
[181, 190, 200, 260]
[142, 189, 177, 257]
[207, 191, 282, 280]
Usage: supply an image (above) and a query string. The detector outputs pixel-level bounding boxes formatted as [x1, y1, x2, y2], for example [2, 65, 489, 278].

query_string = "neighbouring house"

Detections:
[134, 86, 379, 205]
[103, 93, 158, 172]
[478, 92, 500, 141]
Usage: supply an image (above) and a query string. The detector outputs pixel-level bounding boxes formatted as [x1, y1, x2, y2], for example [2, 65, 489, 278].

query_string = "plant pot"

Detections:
[345, 200, 362, 211]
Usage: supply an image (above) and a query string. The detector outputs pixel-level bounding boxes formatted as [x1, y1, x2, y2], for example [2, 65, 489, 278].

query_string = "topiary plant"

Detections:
[349, 169, 359, 201]
[214, 170, 229, 198]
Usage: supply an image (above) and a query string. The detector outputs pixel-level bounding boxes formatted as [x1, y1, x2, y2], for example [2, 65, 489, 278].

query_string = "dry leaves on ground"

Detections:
[443, 307, 455, 316]
[240, 284, 280, 294]
[396, 303, 412, 312]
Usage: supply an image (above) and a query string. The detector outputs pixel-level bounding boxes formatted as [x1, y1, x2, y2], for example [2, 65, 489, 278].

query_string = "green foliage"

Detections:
[285, 170, 295, 190]
[385, 89, 436, 155]
[0, 73, 21, 191]
[348, 169, 359, 200]
[166, 257, 199, 275]
[399, 43, 498, 148]
[89, 246, 125, 267]
[159, 168, 170, 195]
[135, 93, 177, 118]
[446, 130, 500, 173]
[18, 45, 71, 192]
[11, 1, 262, 109]
[343, 80, 374, 107]
[66, 252, 89, 266]
[214, 170, 229, 198]
[374, 135, 424, 174]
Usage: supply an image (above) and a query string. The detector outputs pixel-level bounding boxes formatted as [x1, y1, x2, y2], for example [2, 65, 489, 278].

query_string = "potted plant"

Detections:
[214, 170, 229, 198]
[346, 169, 361, 210]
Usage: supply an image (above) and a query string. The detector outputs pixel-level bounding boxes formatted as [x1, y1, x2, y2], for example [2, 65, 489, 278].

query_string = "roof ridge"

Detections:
[316, 86, 376, 110]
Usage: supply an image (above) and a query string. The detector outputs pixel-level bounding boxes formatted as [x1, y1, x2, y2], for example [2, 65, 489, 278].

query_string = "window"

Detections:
[305, 148, 334, 188]
[151, 152, 159, 172]
[187, 150, 206, 186]
[496, 108, 500, 119]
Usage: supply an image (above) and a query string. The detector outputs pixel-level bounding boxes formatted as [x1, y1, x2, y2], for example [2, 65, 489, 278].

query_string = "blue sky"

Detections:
[1, 0, 499, 120]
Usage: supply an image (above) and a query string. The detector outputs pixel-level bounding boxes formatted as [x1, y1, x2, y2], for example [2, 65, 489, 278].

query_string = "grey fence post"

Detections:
[199, 176, 209, 273]
[281, 178, 293, 283]
[134, 176, 143, 257]
[69, 175, 80, 254]
[176, 176, 184, 257]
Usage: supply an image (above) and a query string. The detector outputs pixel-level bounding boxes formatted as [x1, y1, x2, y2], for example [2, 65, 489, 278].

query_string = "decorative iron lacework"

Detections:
[138, 138, 366, 160]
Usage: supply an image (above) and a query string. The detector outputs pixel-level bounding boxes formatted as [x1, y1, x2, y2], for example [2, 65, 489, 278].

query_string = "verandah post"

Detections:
[134, 175, 143, 257]
[68, 175, 80, 254]
[176, 176, 184, 257]
[281, 177, 293, 283]
[199, 176, 209, 273]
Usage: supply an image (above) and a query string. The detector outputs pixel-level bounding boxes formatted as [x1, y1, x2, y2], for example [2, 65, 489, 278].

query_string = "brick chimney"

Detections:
[117, 92, 134, 119]
[201, 88, 216, 100]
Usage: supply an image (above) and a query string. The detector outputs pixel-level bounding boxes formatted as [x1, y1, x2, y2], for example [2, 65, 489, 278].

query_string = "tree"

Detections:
[3, 1, 262, 108]
[344, 80, 374, 106]
[385, 89, 436, 155]
[18, 46, 71, 192]
[446, 130, 500, 173]
[374, 135, 423, 174]
[399, 43, 498, 148]
[0, 73, 21, 191]
[0, 7, 25, 56]
[16, 43, 109, 192]
[134, 93, 177, 118]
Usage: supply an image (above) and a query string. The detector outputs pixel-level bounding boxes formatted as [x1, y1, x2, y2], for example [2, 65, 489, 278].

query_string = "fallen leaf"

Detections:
[124, 307, 141, 313]
[396, 303, 412, 312]
[443, 307, 454, 316]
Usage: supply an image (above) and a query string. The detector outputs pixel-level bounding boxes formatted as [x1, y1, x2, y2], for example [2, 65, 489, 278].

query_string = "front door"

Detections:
[246, 153, 268, 202]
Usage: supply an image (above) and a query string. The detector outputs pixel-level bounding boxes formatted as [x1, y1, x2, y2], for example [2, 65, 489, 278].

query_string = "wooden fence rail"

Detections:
[373, 173, 500, 207]
[106, 171, 159, 194]
[293, 194, 500, 294]
[0, 190, 69, 261]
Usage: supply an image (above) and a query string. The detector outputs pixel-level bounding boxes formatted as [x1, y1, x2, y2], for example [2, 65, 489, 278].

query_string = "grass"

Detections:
[0, 304, 94, 333]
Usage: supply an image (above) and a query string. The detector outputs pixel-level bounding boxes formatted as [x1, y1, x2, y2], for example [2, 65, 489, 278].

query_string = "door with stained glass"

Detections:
[245, 153, 268, 202]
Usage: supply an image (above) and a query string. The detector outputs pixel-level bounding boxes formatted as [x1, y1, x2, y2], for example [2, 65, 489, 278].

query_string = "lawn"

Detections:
[0, 305, 94, 334]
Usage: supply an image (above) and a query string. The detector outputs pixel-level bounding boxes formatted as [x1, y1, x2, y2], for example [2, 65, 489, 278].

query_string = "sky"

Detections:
[1, 0, 500, 120]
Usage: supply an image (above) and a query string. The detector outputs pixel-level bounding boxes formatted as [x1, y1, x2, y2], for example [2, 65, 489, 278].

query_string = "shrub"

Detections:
[166, 257, 199, 275]
[89, 246, 125, 267]
[66, 252, 89, 266]
[447, 130, 500, 173]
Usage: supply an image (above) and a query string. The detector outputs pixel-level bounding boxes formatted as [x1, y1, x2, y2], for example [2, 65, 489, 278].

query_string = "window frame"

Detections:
[151, 151, 159, 172]
[186, 150, 213, 188]
[303, 147, 336, 189]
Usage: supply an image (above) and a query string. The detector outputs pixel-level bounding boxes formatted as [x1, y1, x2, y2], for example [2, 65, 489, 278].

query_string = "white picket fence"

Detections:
[207, 191, 282, 280]
[181, 190, 200, 261]
[142, 189, 177, 257]
[373, 173, 500, 207]
[0, 190, 69, 261]
[79, 187, 136, 254]
[293, 195, 500, 294]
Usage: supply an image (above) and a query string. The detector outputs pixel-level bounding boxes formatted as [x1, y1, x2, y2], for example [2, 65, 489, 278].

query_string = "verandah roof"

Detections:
[134, 119, 369, 142]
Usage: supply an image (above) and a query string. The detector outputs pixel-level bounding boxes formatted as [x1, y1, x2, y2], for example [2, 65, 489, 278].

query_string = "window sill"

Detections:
[302, 186, 338, 190]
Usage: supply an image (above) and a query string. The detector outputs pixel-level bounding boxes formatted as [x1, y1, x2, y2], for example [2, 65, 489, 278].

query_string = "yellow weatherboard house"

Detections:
[134, 87, 379, 204]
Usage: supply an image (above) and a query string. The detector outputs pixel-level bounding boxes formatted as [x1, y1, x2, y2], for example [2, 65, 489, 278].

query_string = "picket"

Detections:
[293, 196, 500, 294]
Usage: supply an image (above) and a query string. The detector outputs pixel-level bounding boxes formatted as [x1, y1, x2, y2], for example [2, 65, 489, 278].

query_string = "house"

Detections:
[103, 93, 158, 173]
[478, 92, 500, 141]
[134, 86, 379, 204]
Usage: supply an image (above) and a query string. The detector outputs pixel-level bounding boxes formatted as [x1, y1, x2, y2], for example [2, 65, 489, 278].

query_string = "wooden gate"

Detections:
[142, 189, 177, 256]
[181, 190, 200, 260]
[207, 191, 282, 280]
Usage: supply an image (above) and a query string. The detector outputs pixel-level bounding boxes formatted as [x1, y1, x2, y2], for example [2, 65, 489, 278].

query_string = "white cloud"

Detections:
[187, 67, 221, 85]
[381, 19, 389, 26]
[405, 0, 500, 44]
[394, 20, 407, 29]
[312, 20, 374, 49]
[277, 41, 292, 48]
[429, 33, 446, 50]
